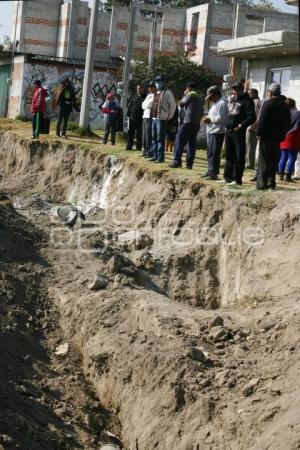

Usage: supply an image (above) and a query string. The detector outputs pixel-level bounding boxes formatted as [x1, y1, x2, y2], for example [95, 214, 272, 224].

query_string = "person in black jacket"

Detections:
[56, 79, 75, 138]
[220, 83, 255, 185]
[169, 81, 203, 169]
[256, 83, 291, 190]
[126, 85, 146, 150]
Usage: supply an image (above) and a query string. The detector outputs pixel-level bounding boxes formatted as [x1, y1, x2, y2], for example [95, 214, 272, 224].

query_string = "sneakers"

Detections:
[217, 179, 228, 184]
[228, 181, 238, 186]
[206, 174, 218, 180]
[149, 157, 157, 162]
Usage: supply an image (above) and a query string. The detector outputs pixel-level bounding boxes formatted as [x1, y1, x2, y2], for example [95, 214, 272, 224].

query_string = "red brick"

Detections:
[211, 27, 232, 36]
[77, 17, 88, 26]
[24, 38, 55, 47]
[25, 17, 57, 27]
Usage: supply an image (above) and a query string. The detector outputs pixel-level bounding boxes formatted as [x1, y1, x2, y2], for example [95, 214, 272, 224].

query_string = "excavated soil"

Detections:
[1, 129, 300, 450]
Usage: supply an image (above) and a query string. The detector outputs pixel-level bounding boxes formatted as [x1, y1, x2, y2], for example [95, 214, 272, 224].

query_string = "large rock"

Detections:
[210, 316, 224, 328]
[190, 347, 208, 363]
[57, 204, 85, 227]
[210, 326, 233, 343]
[107, 254, 126, 274]
[88, 274, 109, 290]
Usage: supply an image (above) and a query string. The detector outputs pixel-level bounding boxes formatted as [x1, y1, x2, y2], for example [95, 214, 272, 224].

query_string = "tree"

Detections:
[2, 36, 13, 51]
[254, 0, 277, 11]
[128, 51, 220, 99]
[107, 0, 256, 8]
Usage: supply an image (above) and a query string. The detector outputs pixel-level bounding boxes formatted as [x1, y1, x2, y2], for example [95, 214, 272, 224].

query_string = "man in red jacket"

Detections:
[31, 80, 47, 138]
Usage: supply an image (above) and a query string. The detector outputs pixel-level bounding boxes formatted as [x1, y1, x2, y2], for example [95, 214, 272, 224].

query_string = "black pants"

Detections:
[142, 118, 152, 156]
[104, 122, 116, 145]
[173, 123, 200, 168]
[207, 133, 224, 176]
[32, 112, 44, 137]
[57, 106, 71, 136]
[256, 139, 280, 189]
[223, 131, 246, 184]
[127, 119, 143, 150]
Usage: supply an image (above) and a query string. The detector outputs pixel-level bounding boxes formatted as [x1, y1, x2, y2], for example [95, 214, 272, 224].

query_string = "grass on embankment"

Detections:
[0, 118, 298, 192]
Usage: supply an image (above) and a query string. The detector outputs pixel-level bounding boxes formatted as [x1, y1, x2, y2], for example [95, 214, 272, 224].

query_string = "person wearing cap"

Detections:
[256, 83, 291, 189]
[126, 84, 146, 151]
[202, 86, 228, 180]
[142, 81, 156, 158]
[169, 81, 203, 169]
[100, 93, 120, 145]
[31, 79, 47, 139]
[150, 76, 177, 163]
[219, 82, 255, 186]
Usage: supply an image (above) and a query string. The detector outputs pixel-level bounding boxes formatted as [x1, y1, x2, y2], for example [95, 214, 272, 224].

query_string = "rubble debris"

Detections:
[55, 343, 70, 356]
[89, 274, 109, 290]
[118, 230, 154, 251]
[243, 378, 260, 397]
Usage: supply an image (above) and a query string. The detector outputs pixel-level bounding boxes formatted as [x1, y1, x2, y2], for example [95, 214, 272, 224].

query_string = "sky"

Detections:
[0, 0, 298, 43]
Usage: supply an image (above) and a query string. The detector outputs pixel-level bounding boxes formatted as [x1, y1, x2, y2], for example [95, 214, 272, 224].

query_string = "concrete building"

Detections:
[13, 0, 298, 75]
[217, 5, 300, 105]
[1, 0, 298, 126]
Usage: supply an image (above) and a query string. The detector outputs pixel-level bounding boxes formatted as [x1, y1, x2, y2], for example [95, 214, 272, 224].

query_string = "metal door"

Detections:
[0, 65, 11, 117]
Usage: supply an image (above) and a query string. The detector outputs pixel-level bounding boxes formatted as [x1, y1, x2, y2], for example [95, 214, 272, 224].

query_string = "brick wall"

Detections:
[17, 0, 62, 57]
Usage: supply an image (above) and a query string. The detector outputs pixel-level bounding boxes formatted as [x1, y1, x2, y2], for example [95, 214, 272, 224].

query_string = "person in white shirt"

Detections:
[141, 81, 156, 158]
[202, 86, 228, 180]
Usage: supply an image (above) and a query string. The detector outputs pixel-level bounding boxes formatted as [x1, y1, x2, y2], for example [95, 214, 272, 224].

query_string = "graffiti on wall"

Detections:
[22, 67, 117, 129]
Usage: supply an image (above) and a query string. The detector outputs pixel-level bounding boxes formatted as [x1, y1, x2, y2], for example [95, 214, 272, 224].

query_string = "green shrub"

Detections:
[15, 115, 30, 122]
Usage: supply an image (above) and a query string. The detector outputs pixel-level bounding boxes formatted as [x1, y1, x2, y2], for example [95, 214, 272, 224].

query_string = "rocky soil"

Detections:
[0, 129, 300, 450]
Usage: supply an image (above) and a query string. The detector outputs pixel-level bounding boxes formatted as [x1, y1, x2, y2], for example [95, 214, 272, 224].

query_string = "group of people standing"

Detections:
[108, 77, 299, 190]
[122, 77, 203, 169]
[31, 74, 300, 190]
[31, 78, 76, 139]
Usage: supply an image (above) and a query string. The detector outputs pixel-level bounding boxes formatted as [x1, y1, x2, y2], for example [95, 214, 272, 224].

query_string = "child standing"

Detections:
[100, 93, 120, 145]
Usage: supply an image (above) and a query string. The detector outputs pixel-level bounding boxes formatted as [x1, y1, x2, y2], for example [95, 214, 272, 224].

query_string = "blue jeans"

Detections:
[152, 119, 167, 161]
[278, 149, 298, 175]
[207, 133, 224, 175]
[173, 123, 200, 168]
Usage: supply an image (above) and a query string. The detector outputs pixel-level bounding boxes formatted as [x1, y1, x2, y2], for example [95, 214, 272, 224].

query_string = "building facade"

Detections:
[1, 0, 298, 126]
[217, 5, 299, 105]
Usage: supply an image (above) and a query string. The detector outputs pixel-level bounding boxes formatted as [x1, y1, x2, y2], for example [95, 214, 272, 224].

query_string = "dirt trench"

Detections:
[1, 130, 300, 450]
